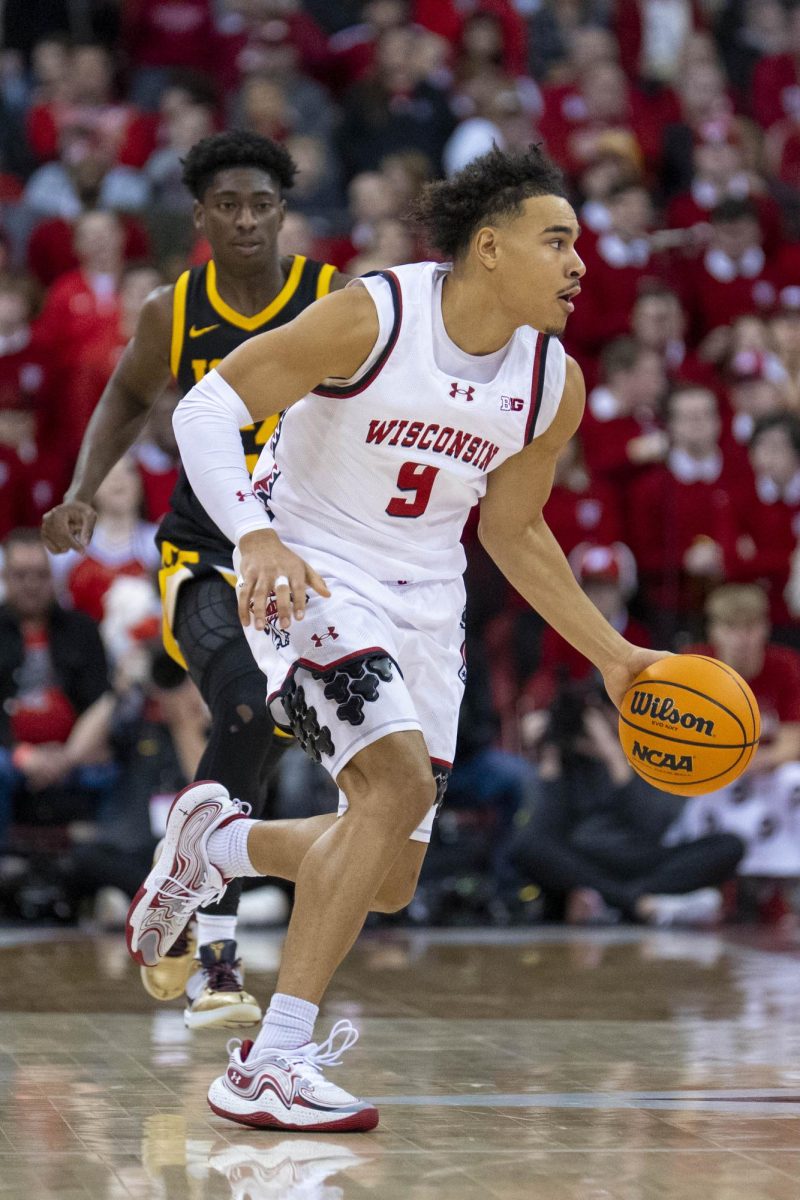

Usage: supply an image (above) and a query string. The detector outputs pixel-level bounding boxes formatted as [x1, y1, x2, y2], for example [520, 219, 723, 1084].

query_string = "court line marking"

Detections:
[367, 1090, 800, 1115]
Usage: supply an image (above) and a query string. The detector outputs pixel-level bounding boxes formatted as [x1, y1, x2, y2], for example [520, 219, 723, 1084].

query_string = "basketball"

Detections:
[618, 654, 761, 796]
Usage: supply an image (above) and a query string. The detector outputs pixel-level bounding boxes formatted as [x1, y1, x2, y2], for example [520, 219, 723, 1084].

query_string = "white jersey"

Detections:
[251, 261, 567, 583]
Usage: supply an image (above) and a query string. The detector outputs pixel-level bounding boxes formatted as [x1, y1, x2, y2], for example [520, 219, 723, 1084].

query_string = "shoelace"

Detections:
[298, 1020, 360, 1077]
[156, 873, 221, 914]
[157, 797, 253, 911]
[205, 957, 244, 993]
[227, 1019, 360, 1077]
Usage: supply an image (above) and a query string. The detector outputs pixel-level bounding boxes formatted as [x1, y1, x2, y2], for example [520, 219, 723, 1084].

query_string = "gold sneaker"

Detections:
[184, 939, 262, 1030]
[140, 920, 198, 1001]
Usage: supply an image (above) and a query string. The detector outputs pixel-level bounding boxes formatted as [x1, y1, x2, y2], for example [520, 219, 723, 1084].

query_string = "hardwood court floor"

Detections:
[3, 924, 800, 1198]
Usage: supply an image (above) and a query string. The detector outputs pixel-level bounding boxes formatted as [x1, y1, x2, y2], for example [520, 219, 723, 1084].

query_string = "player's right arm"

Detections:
[41, 286, 174, 552]
[172, 285, 379, 631]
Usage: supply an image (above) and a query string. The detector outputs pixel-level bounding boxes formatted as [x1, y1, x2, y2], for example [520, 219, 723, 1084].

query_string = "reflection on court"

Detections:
[3, 926, 800, 1197]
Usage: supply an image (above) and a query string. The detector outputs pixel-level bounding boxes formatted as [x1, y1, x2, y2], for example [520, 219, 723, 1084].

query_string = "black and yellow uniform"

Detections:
[152, 255, 337, 926]
[157, 254, 336, 668]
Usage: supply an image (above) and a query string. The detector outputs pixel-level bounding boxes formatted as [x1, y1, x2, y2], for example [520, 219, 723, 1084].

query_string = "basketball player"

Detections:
[126, 145, 668, 1130]
[42, 132, 346, 1028]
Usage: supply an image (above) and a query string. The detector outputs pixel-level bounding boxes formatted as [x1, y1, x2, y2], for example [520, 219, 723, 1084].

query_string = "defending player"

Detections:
[126, 146, 668, 1129]
[42, 132, 346, 1028]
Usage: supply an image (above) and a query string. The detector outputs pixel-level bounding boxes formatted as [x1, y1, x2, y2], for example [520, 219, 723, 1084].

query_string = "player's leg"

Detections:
[145, 572, 278, 1026]
[127, 730, 432, 1132]
[203, 729, 432, 1132]
[257, 728, 434, 1004]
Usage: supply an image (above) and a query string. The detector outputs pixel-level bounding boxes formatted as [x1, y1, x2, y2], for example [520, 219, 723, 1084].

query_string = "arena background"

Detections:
[3, 4, 800, 1198]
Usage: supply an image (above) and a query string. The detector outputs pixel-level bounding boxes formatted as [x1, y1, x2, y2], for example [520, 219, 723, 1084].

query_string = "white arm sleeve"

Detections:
[172, 369, 271, 546]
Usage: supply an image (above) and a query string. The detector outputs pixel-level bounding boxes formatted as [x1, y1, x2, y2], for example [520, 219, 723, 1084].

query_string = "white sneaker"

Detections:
[644, 887, 723, 928]
[126, 780, 250, 967]
[208, 1137, 369, 1199]
[207, 1020, 379, 1132]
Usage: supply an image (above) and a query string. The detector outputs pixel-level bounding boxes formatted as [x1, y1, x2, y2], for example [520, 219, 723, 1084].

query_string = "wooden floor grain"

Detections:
[2, 924, 800, 1198]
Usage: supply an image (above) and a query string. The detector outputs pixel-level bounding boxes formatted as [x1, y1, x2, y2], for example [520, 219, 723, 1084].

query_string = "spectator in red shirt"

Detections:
[132, 388, 179, 524]
[568, 180, 667, 361]
[665, 134, 784, 256]
[728, 413, 800, 638]
[123, 0, 217, 110]
[628, 385, 738, 639]
[671, 584, 800, 877]
[36, 210, 126, 457]
[581, 335, 669, 500]
[721, 331, 793, 457]
[752, 4, 800, 129]
[0, 276, 64, 537]
[26, 43, 154, 168]
[539, 60, 651, 182]
[0, 529, 112, 855]
[629, 285, 715, 388]
[68, 264, 163, 444]
[544, 434, 624, 559]
[681, 198, 789, 343]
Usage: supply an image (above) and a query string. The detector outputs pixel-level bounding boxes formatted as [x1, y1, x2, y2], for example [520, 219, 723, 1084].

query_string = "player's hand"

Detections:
[601, 645, 672, 711]
[237, 528, 330, 631]
[41, 499, 97, 553]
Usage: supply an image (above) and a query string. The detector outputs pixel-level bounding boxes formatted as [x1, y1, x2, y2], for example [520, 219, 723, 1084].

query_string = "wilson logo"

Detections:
[629, 691, 715, 737]
[632, 741, 693, 772]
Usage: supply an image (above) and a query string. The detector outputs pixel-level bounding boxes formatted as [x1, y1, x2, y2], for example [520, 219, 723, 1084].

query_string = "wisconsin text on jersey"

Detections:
[365, 418, 500, 471]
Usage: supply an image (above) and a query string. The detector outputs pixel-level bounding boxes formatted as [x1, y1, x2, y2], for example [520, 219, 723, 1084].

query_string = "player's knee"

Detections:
[372, 854, 424, 913]
[209, 673, 271, 741]
[340, 736, 436, 836]
[372, 876, 418, 913]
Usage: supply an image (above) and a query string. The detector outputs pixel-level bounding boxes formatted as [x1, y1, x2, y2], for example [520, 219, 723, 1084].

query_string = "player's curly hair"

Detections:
[182, 131, 297, 200]
[410, 144, 567, 260]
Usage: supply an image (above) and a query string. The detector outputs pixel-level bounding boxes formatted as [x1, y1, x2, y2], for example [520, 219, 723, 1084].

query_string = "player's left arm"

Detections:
[478, 356, 669, 709]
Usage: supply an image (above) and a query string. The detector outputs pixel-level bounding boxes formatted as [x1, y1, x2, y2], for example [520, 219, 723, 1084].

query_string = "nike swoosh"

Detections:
[188, 323, 220, 337]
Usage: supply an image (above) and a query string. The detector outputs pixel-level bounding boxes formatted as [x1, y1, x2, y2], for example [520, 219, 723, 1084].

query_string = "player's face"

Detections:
[195, 168, 286, 274]
[493, 195, 585, 336]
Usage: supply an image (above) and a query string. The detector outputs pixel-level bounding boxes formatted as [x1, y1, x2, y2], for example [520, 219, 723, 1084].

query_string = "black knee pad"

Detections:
[208, 668, 273, 740]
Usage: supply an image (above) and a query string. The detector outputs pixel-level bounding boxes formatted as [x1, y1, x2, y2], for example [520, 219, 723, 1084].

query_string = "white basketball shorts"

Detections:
[236, 546, 466, 843]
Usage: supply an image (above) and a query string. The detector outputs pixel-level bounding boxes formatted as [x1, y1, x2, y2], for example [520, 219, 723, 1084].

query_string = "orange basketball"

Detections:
[618, 654, 760, 796]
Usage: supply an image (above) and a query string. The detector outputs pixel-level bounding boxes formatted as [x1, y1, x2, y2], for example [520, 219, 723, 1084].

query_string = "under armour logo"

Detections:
[235, 489, 254, 502]
[311, 626, 339, 647]
[229, 1070, 243, 1085]
[449, 381, 475, 401]
[500, 395, 524, 411]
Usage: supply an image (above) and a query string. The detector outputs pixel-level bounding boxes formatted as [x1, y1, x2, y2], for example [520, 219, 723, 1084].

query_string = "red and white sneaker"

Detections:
[126, 780, 249, 967]
[207, 1019, 379, 1132]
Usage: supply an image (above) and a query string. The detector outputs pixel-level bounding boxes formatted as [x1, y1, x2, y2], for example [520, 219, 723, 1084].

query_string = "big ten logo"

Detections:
[191, 359, 223, 382]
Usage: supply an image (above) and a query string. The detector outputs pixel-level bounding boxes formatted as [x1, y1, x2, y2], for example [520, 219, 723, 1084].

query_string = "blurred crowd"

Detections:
[3, 0, 800, 929]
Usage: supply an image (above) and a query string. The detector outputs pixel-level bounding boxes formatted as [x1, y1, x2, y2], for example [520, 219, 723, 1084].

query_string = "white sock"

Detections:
[253, 993, 319, 1053]
[196, 913, 237, 948]
[207, 818, 261, 878]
